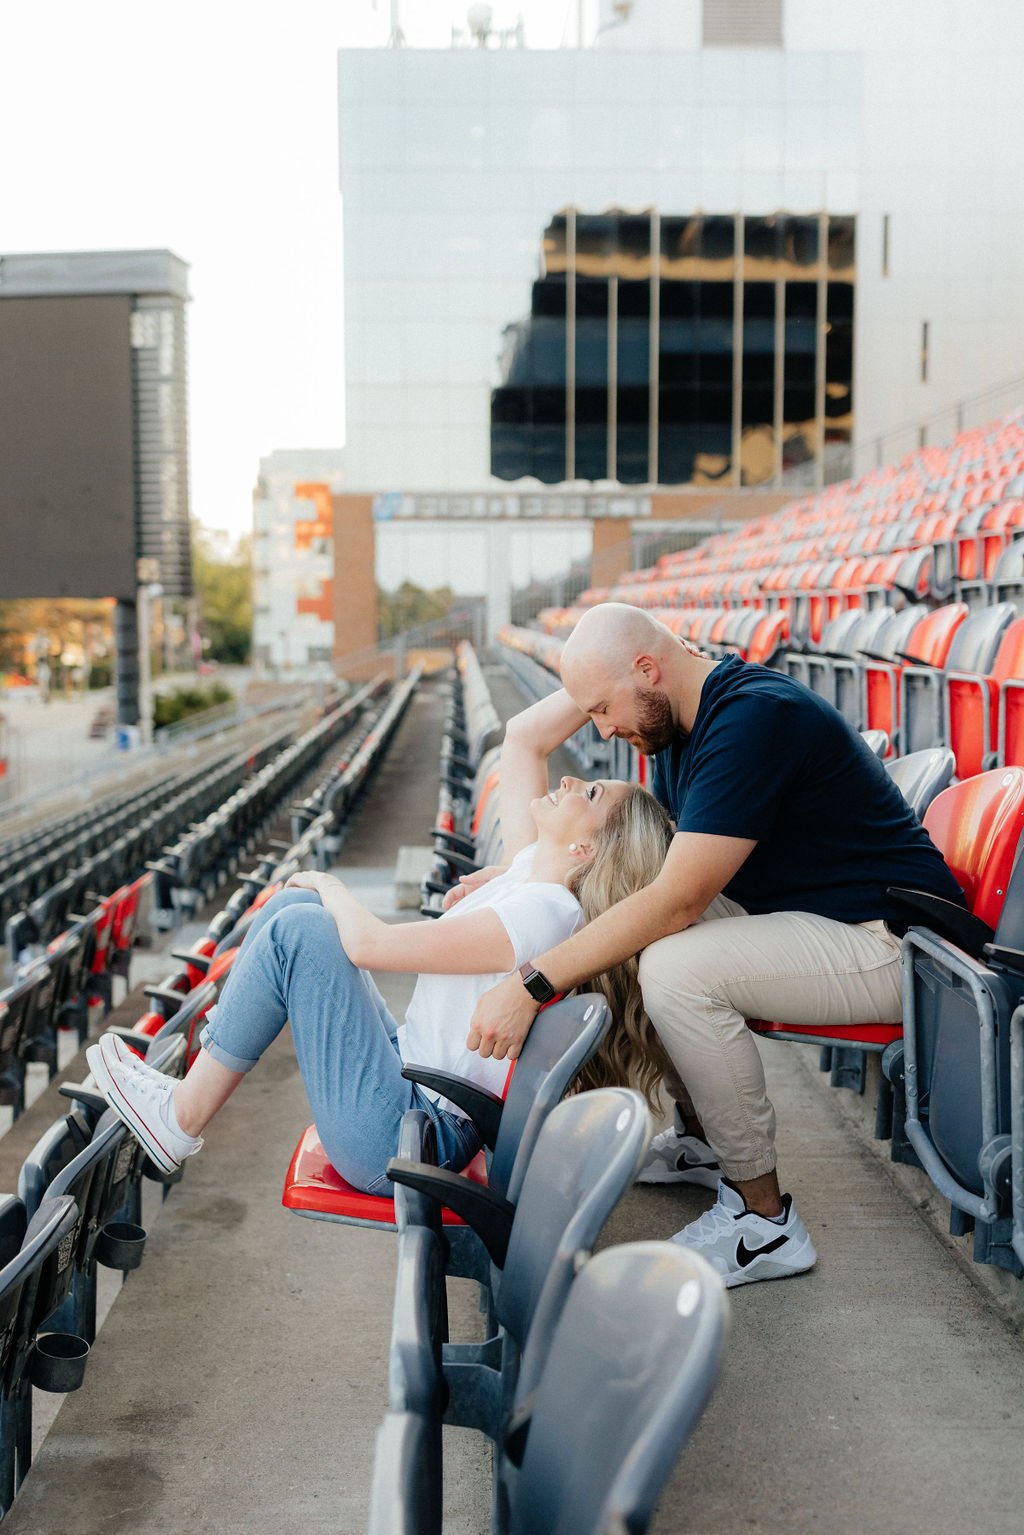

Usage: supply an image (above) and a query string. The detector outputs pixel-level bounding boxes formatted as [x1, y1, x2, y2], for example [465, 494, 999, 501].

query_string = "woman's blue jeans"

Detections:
[198, 889, 482, 1192]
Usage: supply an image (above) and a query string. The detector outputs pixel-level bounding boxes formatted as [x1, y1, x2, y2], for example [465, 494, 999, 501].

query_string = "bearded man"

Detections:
[461, 603, 964, 1287]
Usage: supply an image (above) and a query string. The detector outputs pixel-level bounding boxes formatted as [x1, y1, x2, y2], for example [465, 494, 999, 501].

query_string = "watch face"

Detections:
[523, 969, 554, 1002]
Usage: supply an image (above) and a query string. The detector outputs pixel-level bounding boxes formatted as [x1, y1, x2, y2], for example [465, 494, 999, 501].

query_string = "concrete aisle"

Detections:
[6, 671, 1024, 1535]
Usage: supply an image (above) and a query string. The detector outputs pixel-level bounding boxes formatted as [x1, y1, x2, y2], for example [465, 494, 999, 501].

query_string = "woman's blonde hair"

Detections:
[566, 784, 675, 1107]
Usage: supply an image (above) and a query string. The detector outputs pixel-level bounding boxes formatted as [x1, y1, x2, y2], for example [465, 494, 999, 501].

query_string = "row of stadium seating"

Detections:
[0, 674, 422, 1523]
[144, 679, 394, 927]
[539, 412, 1024, 639]
[496, 627, 1024, 1280]
[0, 726, 300, 958]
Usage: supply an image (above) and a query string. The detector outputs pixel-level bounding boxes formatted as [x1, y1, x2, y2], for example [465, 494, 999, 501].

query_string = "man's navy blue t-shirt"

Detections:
[651, 654, 964, 924]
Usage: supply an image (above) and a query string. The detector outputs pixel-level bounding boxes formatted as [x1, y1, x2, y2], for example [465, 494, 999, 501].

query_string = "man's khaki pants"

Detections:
[637, 896, 903, 1182]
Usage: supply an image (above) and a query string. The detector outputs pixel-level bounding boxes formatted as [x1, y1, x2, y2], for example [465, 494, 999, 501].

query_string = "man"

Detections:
[463, 603, 964, 1287]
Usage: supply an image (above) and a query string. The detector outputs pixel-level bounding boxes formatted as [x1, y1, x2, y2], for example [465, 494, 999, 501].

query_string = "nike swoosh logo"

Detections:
[736, 1232, 790, 1267]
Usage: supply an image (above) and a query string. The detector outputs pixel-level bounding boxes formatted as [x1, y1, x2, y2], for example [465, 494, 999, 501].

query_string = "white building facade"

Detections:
[251, 449, 345, 673]
[338, 0, 1024, 500]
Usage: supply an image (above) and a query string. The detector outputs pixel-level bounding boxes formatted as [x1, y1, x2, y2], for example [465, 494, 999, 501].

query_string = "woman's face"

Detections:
[532, 776, 632, 851]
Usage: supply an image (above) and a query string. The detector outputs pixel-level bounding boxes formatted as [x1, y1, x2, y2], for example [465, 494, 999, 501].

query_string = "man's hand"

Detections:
[466, 973, 540, 1061]
[441, 864, 505, 911]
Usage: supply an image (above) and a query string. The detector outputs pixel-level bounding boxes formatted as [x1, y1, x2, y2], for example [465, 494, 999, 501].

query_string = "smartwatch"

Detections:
[518, 961, 556, 1005]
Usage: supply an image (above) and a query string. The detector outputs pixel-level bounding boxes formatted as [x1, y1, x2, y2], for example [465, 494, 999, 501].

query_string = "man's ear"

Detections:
[634, 652, 662, 686]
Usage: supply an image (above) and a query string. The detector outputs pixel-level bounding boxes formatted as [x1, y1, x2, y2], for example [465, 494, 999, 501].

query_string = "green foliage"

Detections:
[378, 581, 456, 641]
[153, 681, 234, 730]
[193, 525, 252, 664]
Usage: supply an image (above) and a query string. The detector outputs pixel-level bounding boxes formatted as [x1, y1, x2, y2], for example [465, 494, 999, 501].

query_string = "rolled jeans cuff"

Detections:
[199, 1019, 259, 1075]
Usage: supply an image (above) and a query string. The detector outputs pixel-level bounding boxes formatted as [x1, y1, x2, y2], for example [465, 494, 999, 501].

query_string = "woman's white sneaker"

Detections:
[635, 1107, 722, 1190]
[670, 1181, 817, 1289]
[86, 1041, 203, 1176]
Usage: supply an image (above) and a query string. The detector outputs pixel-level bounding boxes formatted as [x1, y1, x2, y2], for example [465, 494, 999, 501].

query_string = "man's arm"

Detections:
[466, 829, 756, 1059]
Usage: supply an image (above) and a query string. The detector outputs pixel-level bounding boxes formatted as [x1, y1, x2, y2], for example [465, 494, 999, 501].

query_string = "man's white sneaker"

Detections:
[86, 1041, 203, 1176]
[670, 1181, 817, 1289]
[636, 1106, 722, 1190]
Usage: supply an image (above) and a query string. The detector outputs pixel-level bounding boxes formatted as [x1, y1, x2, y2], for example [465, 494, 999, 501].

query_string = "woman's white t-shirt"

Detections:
[398, 844, 584, 1114]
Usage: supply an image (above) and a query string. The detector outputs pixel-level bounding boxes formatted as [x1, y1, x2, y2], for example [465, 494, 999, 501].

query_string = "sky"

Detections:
[1, 0, 593, 544]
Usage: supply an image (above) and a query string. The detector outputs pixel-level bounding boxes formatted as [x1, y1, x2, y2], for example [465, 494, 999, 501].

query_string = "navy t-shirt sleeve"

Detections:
[676, 693, 808, 841]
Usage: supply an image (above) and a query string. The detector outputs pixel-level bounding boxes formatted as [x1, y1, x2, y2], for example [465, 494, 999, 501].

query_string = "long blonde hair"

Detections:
[566, 784, 675, 1107]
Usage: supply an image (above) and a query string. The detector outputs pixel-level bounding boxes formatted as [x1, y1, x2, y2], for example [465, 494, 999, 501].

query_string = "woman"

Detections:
[87, 691, 673, 1193]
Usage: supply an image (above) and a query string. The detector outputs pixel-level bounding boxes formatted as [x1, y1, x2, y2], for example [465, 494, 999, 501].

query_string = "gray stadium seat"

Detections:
[386, 1089, 651, 1438]
[885, 747, 955, 819]
[368, 1242, 728, 1535]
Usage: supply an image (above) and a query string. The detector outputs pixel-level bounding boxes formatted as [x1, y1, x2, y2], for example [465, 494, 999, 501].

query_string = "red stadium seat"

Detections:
[748, 767, 1024, 1056]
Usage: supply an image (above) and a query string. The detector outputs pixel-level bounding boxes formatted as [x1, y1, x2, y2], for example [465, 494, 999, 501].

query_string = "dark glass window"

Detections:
[741, 281, 776, 485]
[617, 277, 650, 484]
[489, 209, 855, 489]
[783, 282, 818, 475]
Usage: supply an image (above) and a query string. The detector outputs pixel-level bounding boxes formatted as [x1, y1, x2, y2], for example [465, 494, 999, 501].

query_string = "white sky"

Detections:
[0, 1, 592, 544]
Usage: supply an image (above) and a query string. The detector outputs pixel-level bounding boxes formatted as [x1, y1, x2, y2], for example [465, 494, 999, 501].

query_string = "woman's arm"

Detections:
[498, 690, 590, 858]
[286, 871, 515, 975]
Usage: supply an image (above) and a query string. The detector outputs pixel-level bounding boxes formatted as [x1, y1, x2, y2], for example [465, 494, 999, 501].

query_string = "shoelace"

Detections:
[647, 1126, 682, 1153]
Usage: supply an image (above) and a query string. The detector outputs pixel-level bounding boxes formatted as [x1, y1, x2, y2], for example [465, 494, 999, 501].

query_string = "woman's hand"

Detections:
[285, 869, 345, 897]
[441, 865, 506, 911]
[466, 973, 540, 1061]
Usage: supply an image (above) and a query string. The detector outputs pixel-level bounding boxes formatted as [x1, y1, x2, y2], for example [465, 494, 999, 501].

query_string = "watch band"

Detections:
[518, 961, 556, 1004]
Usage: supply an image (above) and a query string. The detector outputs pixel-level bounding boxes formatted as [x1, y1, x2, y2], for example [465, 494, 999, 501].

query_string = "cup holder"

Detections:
[30, 1332, 90, 1393]
[96, 1220, 147, 1271]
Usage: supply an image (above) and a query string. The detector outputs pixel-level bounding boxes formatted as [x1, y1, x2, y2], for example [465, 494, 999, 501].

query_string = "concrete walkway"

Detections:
[4, 673, 1024, 1535]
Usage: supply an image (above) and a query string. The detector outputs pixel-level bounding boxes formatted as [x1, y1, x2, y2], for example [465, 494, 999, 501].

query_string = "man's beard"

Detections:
[630, 687, 680, 755]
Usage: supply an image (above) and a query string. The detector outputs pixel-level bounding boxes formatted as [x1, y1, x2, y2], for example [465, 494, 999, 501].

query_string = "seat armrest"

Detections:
[171, 949, 212, 973]
[982, 941, 1024, 974]
[58, 1082, 110, 1116]
[886, 887, 993, 958]
[401, 1064, 504, 1149]
[385, 1159, 514, 1266]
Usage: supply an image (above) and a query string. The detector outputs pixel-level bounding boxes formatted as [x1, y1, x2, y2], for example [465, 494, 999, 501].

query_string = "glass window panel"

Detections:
[661, 215, 735, 278]
[574, 278, 609, 481]
[741, 282, 776, 485]
[827, 215, 856, 277]
[825, 281, 854, 481]
[575, 213, 617, 278]
[783, 216, 820, 275]
[744, 215, 784, 279]
[616, 212, 653, 279]
[783, 282, 818, 481]
[533, 386, 567, 483]
[543, 213, 569, 275]
[616, 277, 650, 483]
[532, 274, 567, 318]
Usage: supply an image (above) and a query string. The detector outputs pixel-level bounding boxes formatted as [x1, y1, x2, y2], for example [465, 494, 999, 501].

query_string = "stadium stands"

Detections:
[497, 410, 1024, 1288]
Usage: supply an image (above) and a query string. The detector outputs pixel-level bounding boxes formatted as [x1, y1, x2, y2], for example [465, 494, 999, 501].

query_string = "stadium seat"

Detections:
[368, 1242, 727, 1535]
[18, 1114, 141, 1344]
[900, 603, 1015, 757]
[748, 767, 1024, 1107]
[0, 1195, 80, 1516]
[885, 748, 956, 819]
[887, 803, 1024, 1272]
[944, 614, 1024, 777]
[282, 996, 612, 1281]
[385, 1089, 650, 1438]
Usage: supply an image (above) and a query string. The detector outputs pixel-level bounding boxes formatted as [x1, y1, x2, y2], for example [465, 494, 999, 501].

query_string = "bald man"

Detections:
[464, 604, 964, 1288]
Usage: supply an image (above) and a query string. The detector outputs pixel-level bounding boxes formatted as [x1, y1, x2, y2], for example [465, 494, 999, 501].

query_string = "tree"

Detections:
[193, 525, 252, 664]
[378, 581, 457, 640]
